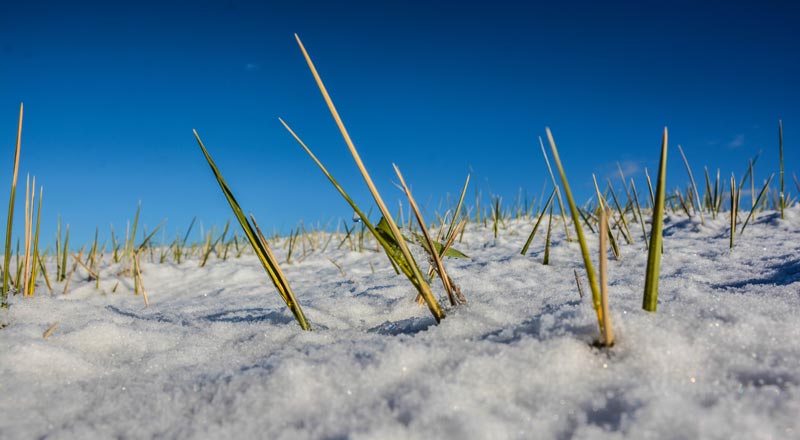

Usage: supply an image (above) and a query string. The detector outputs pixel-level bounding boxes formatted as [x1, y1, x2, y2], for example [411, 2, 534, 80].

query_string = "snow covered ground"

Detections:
[1, 208, 799, 439]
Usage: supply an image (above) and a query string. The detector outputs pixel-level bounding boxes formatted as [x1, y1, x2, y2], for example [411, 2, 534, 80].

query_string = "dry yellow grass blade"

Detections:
[295, 34, 444, 322]
[599, 208, 614, 347]
[394, 164, 458, 306]
[42, 322, 58, 339]
[71, 253, 98, 280]
[135, 253, 150, 307]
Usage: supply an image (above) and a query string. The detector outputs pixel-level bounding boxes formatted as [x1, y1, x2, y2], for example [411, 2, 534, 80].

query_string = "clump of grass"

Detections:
[287, 34, 446, 322]
[394, 165, 465, 305]
[193, 130, 311, 330]
[643, 128, 668, 312]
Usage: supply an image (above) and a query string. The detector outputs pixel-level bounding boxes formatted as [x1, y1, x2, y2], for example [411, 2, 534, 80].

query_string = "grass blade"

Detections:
[193, 130, 311, 330]
[545, 128, 603, 333]
[2, 103, 23, 304]
[543, 201, 554, 265]
[643, 128, 668, 312]
[598, 208, 614, 346]
[539, 136, 572, 242]
[740, 174, 775, 234]
[521, 189, 555, 255]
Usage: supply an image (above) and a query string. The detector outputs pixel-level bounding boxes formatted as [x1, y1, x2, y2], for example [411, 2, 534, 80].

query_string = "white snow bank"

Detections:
[1, 208, 799, 439]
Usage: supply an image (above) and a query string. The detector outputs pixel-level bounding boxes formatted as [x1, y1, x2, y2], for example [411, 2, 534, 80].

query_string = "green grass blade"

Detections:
[280, 118, 410, 274]
[3, 103, 23, 304]
[445, 174, 470, 240]
[521, 189, 555, 255]
[193, 129, 310, 330]
[740, 174, 774, 234]
[543, 202, 554, 265]
[539, 136, 572, 242]
[643, 128, 668, 312]
[545, 128, 603, 332]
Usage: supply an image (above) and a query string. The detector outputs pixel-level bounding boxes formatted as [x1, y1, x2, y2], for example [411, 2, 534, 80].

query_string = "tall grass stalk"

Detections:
[293, 34, 445, 321]
[2, 103, 23, 304]
[643, 128, 668, 312]
[394, 165, 462, 306]
[193, 130, 311, 330]
[545, 128, 604, 333]
[598, 208, 615, 346]
[539, 136, 572, 242]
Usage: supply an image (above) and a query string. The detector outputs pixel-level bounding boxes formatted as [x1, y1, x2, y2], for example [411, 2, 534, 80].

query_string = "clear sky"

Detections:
[1, 0, 798, 246]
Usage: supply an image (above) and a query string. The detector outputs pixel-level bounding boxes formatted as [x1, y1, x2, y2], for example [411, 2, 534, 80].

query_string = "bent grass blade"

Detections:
[521, 188, 555, 255]
[193, 130, 311, 330]
[545, 128, 604, 334]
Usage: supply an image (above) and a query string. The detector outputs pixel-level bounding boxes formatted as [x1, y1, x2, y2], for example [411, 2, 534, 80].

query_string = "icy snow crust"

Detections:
[2, 209, 799, 439]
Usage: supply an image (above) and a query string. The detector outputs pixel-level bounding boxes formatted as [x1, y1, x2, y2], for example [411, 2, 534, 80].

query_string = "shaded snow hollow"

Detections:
[1, 209, 799, 439]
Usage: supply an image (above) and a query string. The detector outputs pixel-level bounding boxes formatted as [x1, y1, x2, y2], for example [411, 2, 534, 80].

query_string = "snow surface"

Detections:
[1, 209, 799, 439]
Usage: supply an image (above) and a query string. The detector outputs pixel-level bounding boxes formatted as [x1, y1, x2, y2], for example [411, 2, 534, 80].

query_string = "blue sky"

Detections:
[1, 0, 798, 246]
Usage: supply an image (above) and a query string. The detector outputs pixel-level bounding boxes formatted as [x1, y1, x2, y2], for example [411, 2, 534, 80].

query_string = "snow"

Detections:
[1, 208, 799, 439]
